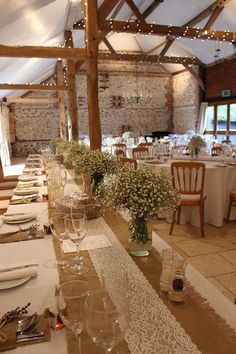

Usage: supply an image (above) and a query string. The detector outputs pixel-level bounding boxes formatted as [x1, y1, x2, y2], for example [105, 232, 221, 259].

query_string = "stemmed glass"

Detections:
[57, 280, 90, 354]
[65, 212, 89, 274]
[49, 213, 70, 269]
[84, 288, 129, 353]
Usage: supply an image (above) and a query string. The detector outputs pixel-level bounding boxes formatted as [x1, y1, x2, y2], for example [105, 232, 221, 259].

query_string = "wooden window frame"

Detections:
[205, 100, 236, 140]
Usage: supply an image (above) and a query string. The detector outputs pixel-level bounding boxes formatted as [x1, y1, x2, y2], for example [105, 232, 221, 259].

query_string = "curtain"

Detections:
[0, 105, 11, 166]
[196, 102, 208, 135]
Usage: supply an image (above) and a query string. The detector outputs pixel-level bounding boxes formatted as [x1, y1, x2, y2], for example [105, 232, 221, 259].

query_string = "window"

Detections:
[205, 101, 236, 144]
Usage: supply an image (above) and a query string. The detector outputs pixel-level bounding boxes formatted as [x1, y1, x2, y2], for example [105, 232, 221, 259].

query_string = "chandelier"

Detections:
[123, 66, 152, 104]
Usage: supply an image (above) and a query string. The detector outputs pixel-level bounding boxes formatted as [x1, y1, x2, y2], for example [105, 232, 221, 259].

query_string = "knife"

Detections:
[0, 263, 39, 272]
[16, 332, 44, 343]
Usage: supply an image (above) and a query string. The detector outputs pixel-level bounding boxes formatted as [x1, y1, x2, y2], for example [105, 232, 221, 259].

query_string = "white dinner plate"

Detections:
[4, 218, 36, 225]
[18, 176, 38, 182]
[215, 164, 228, 168]
[0, 276, 31, 290]
[14, 189, 39, 196]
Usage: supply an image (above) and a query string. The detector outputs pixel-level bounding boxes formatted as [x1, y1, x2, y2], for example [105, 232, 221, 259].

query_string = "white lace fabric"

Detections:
[87, 217, 201, 354]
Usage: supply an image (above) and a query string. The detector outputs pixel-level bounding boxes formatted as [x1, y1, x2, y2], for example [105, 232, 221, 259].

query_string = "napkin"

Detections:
[2, 213, 37, 223]
[0, 268, 37, 282]
[18, 175, 38, 182]
[13, 188, 39, 196]
[62, 235, 112, 253]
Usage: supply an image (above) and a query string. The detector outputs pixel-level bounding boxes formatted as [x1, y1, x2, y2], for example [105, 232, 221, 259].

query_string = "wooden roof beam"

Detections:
[183, 64, 205, 91]
[102, 38, 116, 53]
[0, 44, 86, 59]
[98, 52, 201, 65]
[125, 0, 146, 24]
[1, 98, 58, 105]
[142, 0, 164, 19]
[99, 20, 236, 42]
[0, 83, 66, 91]
[98, 0, 120, 23]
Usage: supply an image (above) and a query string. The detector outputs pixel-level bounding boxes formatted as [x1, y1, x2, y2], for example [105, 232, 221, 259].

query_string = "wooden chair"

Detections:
[138, 142, 153, 147]
[169, 161, 206, 238]
[132, 147, 149, 159]
[119, 157, 137, 170]
[226, 191, 236, 222]
[115, 149, 126, 160]
[211, 145, 223, 156]
[112, 143, 126, 157]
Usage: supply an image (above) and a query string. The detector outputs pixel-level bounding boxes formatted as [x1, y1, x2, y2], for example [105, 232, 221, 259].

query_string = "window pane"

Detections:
[206, 106, 214, 130]
[230, 103, 236, 131]
[217, 105, 227, 130]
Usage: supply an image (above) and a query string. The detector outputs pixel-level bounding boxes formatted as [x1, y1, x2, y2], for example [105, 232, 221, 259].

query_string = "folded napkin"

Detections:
[0, 268, 37, 282]
[62, 235, 112, 253]
[18, 176, 38, 182]
[13, 188, 39, 196]
[2, 214, 37, 223]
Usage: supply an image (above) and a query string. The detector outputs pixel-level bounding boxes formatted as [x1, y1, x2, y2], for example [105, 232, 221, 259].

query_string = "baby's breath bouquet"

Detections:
[63, 142, 87, 166]
[74, 150, 119, 195]
[188, 135, 206, 151]
[96, 169, 179, 255]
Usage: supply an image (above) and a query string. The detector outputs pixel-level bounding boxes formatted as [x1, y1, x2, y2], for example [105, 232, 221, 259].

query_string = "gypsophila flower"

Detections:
[188, 135, 206, 150]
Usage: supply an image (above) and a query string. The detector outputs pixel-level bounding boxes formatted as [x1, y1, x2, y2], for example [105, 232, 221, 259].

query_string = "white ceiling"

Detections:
[0, 0, 236, 98]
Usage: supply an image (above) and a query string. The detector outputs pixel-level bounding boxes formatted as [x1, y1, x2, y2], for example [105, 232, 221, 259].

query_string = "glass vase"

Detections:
[82, 174, 92, 195]
[128, 216, 152, 257]
[91, 173, 103, 196]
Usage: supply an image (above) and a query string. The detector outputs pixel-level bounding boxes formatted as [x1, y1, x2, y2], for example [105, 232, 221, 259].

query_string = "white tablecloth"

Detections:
[139, 160, 236, 227]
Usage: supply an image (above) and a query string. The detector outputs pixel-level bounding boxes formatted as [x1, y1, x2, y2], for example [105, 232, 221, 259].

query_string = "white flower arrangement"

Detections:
[188, 135, 206, 151]
[96, 168, 179, 219]
[74, 150, 119, 178]
[63, 142, 87, 166]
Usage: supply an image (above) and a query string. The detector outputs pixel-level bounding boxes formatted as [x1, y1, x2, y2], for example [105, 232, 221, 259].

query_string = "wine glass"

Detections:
[65, 212, 89, 274]
[49, 213, 70, 269]
[57, 280, 90, 354]
[84, 289, 129, 353]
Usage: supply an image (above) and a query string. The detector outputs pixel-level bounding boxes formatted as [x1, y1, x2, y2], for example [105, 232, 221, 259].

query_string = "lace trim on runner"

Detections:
[87, 217, 201, 354]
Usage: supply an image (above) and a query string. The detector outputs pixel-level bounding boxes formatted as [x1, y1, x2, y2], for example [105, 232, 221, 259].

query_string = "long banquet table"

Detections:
[138, 159, 236, 227]
[0, 165, 236, 353]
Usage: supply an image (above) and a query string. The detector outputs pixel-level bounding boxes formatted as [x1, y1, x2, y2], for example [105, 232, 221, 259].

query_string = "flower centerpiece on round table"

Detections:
[188, 135, 206, 159]
[74, 150, 119, 195]
[96, 169, 179, 257]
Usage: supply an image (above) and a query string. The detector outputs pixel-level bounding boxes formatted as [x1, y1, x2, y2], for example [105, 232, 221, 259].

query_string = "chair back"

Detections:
[119, 157, 137, 170]
[132, 147, 149, 159]
[138, 142, 153, 147]
[112, 143, 126, 156]
[171, 161, 205, 199]
[211, 145, 222, 156]
[115, 149, 126, 160]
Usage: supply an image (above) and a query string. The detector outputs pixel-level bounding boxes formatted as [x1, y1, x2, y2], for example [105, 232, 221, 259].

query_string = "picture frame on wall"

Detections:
[221, 89, 231, 98]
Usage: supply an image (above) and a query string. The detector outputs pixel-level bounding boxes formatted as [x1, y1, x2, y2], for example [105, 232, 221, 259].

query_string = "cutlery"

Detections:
[16, 332, 44, 343]
[0, 263, 39, 272]
[17, 313, 38, 334]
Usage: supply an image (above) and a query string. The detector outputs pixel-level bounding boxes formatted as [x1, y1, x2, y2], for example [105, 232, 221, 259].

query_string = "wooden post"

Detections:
[65, 30, 79, 142]
[57, 60, 67, 140]
[85, 0, 101, 150]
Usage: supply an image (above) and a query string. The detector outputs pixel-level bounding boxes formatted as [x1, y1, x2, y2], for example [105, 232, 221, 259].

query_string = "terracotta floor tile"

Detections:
[171, 239, 224, 257]
[215, 272, 236, 295]
[220, 249, 236, 266]
[188, 254, 236, 277]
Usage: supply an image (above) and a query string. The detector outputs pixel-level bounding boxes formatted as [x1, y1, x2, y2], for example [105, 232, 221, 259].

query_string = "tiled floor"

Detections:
[5, 158, 236, 303]
[152, 219, 236, 303]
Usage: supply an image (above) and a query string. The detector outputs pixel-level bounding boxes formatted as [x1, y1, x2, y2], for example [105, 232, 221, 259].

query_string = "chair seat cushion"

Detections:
[180, 194, 201, 201]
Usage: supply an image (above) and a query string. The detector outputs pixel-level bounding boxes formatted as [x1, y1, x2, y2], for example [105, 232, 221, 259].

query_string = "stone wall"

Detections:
[76, 62, 172, 137]
[11, 62, 200, 156]
[12, 90, 60, 156]
[172, 69, 199, 134]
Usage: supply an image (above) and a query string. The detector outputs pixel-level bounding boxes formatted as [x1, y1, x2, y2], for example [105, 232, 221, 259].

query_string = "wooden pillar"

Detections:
[85, 0, 101, 150]
[57, 60, 67, 140]
[65, 30, 79, 142]
[9, 106, 15, 143]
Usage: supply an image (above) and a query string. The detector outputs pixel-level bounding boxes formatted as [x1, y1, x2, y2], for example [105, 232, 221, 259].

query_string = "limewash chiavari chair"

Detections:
[115, 149, 126, 160]
[0, 158, 18, 191]
[112, 143, 127, 157]
[119, 157, 137, 170]
[169, 161, 206, 238]
[132, 147, 149, 159]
